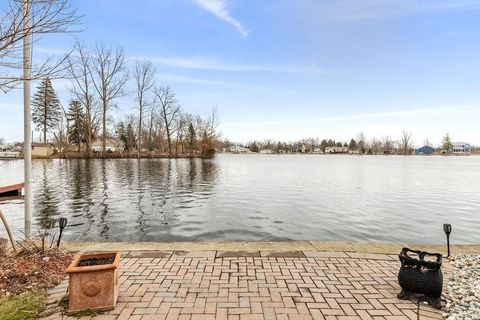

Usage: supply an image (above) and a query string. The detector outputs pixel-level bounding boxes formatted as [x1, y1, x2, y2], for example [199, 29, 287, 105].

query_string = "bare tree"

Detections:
[146, 94, 158, 152]
[356, 132, 366, 153]
[91, 43, 128, 156]
[134, 60, 154, 158]
[155, 86, 180, 156]
[381, 136, 393, 154]
[0, 0, 80, 92]
[370, 137, 381, 155]
[67, 41, 99, 157]
[199, 108, 220, 157]
[400, 130, 413, 155]
[52, 105, 68, 158]
[175, 115, 186, 156]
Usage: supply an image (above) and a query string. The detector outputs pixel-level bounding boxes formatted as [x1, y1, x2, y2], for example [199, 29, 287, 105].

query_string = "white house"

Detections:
[229, 146, 250, 154]
[92, 137, 123, 153]
[325, 146, 349, 154]
[259, 149, 273, 154]
[452, 142, 471, 154]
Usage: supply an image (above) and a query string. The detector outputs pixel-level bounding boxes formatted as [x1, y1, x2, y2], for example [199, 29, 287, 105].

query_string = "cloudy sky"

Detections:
[2, 0, 480, 146]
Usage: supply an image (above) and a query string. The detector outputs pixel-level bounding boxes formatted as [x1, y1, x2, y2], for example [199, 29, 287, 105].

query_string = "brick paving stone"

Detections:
[39, 250, 452, 320]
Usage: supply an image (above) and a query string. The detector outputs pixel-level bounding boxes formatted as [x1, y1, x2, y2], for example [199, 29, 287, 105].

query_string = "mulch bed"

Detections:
[0, 249, 73, 298]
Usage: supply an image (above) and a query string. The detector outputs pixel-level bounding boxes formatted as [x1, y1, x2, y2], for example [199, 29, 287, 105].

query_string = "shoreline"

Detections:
[63, 241, 480, 255]
[13, 152, 480, 159]
[18, 154, 209, 160]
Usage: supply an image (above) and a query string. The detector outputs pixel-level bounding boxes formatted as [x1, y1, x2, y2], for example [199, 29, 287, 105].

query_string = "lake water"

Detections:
[0, 155, 479, 244]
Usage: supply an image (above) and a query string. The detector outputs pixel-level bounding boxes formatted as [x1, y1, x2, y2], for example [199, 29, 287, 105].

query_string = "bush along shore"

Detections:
[442, 254, 480, 319]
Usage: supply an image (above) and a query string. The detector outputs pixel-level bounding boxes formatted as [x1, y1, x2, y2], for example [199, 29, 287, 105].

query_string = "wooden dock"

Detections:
[0, 183, 24, 201]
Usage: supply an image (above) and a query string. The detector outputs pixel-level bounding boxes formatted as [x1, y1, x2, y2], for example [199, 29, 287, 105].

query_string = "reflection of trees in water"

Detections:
[135, 159, 146, 237]
[35, 161, 58, 229]
[69, 159, 96, 240]
[135, 158, 218, 241]
[99, 159, 110, 239]
[189, 158, 197, 187]
[123, 159, 135, 189]
[173, 158, 218, 192]
[33, 158, 220, 241]
[200, 159, 218, 184]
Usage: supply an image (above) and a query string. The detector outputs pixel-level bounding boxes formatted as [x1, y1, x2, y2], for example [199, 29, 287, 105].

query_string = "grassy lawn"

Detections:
[0, 291, 44, 320]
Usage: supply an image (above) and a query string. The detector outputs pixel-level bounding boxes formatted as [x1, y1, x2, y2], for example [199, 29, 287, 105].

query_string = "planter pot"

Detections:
[397, 248, 443, 309]
[66, 252, 121, 313]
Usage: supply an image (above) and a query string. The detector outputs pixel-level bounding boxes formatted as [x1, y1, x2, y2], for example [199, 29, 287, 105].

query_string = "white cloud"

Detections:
[221, 105, 480, 145]
[37, 47, 325, 75]
[155, 73, 261, 89]
[193, 0, 248, 36]
[130, 55, 324, 75]
[223, 105, 480, 126]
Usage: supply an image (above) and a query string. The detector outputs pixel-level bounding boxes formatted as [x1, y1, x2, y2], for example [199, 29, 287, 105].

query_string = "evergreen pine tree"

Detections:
[118, 121, 137, 151]
[188, 122, 196, 156]
[126, 123, 136, 151]
[66, 100, 86, 152]
[32, 78, 61, 143]
[442, 133, 453, 154]
[348, 138, 358, 150]
[117, 122, 127, 150]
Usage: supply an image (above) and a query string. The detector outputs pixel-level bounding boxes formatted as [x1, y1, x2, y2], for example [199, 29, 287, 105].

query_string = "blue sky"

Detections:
[2, 0, 480, 145]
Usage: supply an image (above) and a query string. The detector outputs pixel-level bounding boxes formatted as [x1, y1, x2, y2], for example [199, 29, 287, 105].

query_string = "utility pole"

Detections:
[23, 0, 32, 237]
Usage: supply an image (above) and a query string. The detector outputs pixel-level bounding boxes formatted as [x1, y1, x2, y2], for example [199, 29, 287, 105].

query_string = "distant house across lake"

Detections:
[452, 142, 471, 154]
[228, 146, 250, 154]
[325, 146, 348, 154]
[32, 143, 55, 157]
[92, 138, 123, 153]
[415, 146, 435, 155]
[259, 149, 273, 154]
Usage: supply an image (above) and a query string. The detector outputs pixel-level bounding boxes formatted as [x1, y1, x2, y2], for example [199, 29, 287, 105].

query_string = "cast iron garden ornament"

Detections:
[397, 248, 443, 309]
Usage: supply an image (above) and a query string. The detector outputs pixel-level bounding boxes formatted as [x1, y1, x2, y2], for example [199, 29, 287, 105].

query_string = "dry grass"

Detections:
[0, 291, 44, 320]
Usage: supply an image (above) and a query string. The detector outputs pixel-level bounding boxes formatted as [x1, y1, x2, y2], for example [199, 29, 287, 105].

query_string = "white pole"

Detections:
[23, 0, 32, 238]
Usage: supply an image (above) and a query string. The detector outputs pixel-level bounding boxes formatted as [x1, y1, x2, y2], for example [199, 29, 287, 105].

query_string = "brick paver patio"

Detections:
[40, 250, 448, 320]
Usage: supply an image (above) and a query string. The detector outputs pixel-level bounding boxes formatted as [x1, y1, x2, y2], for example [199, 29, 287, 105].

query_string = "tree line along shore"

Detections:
[6, 53, 221, 159]
[219, 132, 476, 155]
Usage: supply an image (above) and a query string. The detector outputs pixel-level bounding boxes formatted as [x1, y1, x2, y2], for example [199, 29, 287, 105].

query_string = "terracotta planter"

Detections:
[66, 252, 121, 313]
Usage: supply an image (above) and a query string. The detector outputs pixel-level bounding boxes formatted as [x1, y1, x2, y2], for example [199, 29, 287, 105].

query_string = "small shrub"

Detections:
[202, 147, 216, 159]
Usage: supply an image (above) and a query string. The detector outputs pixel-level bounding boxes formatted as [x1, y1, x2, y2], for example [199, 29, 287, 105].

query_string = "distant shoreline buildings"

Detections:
[0, 135, 476, 158]
[223, 139, 474, 156]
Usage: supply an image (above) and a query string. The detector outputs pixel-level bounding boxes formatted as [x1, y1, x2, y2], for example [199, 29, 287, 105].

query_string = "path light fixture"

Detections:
[57, 217, 68, 247]
[443, 224, 452, 258]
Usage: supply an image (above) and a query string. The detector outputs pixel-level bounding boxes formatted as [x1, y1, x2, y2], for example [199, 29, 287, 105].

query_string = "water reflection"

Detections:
[1, 155, 479, 244]
[28, 158, 219, 242]
[35, 161, 58, 229]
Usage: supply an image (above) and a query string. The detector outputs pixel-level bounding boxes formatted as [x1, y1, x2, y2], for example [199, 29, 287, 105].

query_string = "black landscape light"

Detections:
[443, 224, 452, 258]
[57, 217, 68, 247]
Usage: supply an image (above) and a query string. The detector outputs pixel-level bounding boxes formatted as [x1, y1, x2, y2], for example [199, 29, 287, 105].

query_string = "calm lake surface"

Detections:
[0, 155, 479, 244]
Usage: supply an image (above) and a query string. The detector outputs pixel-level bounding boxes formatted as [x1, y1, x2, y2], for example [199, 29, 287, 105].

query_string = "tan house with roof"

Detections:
[32, 143, 55, 157]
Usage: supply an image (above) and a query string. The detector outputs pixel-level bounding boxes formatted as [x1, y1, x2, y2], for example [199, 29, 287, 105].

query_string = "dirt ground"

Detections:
[0, 249, 73, 298]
